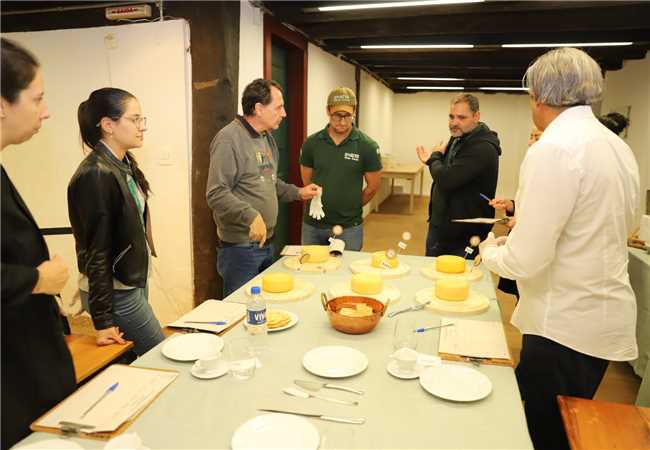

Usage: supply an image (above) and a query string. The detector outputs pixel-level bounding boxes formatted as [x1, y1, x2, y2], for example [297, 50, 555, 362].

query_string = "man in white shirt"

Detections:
[479, 47, 640, 450]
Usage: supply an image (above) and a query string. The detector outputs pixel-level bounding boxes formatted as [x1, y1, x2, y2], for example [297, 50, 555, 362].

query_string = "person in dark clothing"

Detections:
[416, 93, 501, 257]
[598, 112, 629, 136]
[1, 38, 76, 450]
[68, 88, 165, 356]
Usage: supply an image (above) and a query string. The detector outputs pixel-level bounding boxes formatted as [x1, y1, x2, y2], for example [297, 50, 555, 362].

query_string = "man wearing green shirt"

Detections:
[299, 87, 382, 251]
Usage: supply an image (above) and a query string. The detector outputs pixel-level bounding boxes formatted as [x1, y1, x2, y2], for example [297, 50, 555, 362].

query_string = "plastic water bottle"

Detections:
[246, 286, 267, 349]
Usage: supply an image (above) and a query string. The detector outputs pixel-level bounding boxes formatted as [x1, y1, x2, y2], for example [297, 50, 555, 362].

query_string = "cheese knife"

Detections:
[294, 379, 364, 395]
[258, 409, 365, 424]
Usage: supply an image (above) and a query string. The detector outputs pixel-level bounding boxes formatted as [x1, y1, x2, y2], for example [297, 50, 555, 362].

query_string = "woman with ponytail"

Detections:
[68, 88, 164, 356]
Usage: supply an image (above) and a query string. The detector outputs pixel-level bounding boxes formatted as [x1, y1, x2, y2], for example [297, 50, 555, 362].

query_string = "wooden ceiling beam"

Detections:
[296, 5, 650, 40]
[263, 1, 644, 25]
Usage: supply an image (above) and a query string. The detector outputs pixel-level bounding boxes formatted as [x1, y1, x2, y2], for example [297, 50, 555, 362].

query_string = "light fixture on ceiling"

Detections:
[479, 87, 528, 91]
[398, 77, 465, 81]
[406, 86, 465, 90]
[361, 44, 474, 49]
[502, 42, 633, 48]
[318, 0, 484, 12]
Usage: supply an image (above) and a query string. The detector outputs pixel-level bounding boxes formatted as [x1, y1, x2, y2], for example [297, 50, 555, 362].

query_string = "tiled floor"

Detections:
[363, 193, 641, 404]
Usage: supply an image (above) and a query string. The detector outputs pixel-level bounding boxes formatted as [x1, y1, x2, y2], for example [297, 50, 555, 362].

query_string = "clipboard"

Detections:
[437, 318, 514, 367]
[31, 364, 178, 440]
[167, 299, 246, 335]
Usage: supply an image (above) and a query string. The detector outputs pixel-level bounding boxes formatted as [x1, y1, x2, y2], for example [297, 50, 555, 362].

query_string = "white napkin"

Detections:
[309, 188, 325, 220]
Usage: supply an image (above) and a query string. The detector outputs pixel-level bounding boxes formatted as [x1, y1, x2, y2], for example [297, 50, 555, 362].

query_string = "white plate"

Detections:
[419, 364, 492, 402]
[414, 288, 490, 315]
[268, 310, 299, 332]
[386, 359, 422, 380]
[191, 359, 230, 379]
[243, 278, 314, 302]
[231, 413, 320, 450]
[349, 258, 411, 279]
[329, 281, 401, 305]
[161, 333, 224, 362]
[302, 346, 368, 378]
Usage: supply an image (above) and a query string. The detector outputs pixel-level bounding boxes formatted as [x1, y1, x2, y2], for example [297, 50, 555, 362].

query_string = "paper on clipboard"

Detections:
[33, 365, 177, 434]
[452, 217, 509, 225]
[167, 299, 246, 333]
[438, 318, 511, 360]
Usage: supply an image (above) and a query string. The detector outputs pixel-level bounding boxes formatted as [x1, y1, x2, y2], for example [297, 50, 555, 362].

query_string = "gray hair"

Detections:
[523, 47, 603, 106]
[450, 93, 479, 113]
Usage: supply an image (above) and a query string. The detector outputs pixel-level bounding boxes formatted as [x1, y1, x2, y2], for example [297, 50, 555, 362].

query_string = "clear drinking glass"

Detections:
[228, 337, 257, 380]
[393, 316, 418, 351]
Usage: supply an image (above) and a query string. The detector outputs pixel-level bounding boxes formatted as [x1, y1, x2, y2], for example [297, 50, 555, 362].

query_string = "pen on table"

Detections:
[80, 382, 119, 419]
[183, 321, 228, 326]
[479, 192, 491, 203]
[415, 323, 455, 333]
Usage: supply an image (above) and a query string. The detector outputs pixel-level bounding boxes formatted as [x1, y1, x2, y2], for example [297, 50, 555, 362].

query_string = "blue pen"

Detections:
[80, 382, 119, 418]
[479, 192, 491, 202]
[183, 320, 228, 326]
[414, 323, 455, 333]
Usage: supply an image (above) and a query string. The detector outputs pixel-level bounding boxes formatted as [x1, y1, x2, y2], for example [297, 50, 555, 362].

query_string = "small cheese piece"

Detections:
[261, 273, 294, 293]
[435, 279, 469, 302]
[339, 303, 374, 317]
[351, 273, 383, 295]
[371, 251, 399, 269]
[435, 255, 466, 274]
[301, 245, 329, 263]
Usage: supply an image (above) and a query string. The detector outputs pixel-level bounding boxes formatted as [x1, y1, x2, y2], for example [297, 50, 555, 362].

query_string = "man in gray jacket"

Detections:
[207, 79, 319, 297]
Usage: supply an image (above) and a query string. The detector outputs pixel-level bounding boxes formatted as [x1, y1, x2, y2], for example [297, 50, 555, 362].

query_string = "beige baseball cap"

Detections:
[327, 87, 356, 114]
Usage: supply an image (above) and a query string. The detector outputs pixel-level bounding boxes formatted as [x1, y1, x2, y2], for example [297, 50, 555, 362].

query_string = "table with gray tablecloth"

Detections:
[629, 247, 650, 407]
[15, 251, 533, 449]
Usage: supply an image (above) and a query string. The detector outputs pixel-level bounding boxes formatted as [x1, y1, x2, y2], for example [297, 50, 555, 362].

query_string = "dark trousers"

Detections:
[425, 222, 467, 257]
[516, 334, 609, 450]
[217, 241, 274, 298]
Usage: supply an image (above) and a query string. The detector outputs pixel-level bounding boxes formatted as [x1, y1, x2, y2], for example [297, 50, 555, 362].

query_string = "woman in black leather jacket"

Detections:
[68, 87, 164, 356]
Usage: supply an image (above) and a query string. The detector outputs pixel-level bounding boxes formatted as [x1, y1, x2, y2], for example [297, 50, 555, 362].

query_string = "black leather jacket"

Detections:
[67, 142, 152, 329]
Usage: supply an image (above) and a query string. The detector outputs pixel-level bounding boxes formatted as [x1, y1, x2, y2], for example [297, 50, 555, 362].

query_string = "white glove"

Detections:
[309, 188, 325, 220]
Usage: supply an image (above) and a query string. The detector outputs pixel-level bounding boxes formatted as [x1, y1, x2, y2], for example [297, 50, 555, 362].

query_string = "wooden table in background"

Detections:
[376, 163, 425, 214]
[558, 395, 650, 450]
[65, 334, 134, 383]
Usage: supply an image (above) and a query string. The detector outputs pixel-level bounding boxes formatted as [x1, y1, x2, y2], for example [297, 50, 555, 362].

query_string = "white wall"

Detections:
[306, 43, 356, 134]
[602, 54, 650, 218]
[238, 0, 264, 114]
[391, 92, 533, 199]
[2, 21, 193, 324]
[358, 71, 395, 214]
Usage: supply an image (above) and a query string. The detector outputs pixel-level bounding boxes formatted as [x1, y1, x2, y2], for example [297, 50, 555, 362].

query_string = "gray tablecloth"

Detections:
[629, 247, 650, 406]
[15, 251, 533, 449]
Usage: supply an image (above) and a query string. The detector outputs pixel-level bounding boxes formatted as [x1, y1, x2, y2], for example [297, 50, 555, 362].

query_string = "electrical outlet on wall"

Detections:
[104, 33, 118, 50]
[157, 146, 174, 166]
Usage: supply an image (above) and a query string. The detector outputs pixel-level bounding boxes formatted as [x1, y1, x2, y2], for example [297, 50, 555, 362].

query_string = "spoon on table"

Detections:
[283, 387, 358, 406]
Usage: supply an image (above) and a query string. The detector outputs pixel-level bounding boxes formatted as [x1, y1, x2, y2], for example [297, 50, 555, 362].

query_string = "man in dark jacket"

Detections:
[416, 93, 501, 256]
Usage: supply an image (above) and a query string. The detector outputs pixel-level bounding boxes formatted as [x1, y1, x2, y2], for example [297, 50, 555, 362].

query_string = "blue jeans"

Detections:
[425, 223, 467, 257]
[80, 283, 164, 356]
[301, 222, 363, 251]
[217, 242, 274, 298]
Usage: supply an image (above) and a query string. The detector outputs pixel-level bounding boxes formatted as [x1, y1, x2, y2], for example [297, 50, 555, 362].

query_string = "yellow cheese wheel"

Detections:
[435, 255, 466, 274]
[261, 273, 294, 293]
[301, 245, 329, 263]
[371, 251, 399, 269]
[435, 279, 469, 302]
[351, 273, 383, 295]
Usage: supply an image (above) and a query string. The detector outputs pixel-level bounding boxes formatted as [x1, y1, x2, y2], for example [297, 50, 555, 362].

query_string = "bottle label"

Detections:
[247, 309, 266, 326]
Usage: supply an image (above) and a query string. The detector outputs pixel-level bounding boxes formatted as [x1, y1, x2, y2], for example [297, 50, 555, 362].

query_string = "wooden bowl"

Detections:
[321, 294, 387, 335]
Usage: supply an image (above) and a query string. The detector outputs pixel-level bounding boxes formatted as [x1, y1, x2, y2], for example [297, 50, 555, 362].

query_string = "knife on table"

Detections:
[294, 379, 364, 395]
[258, 409, 365, 424]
